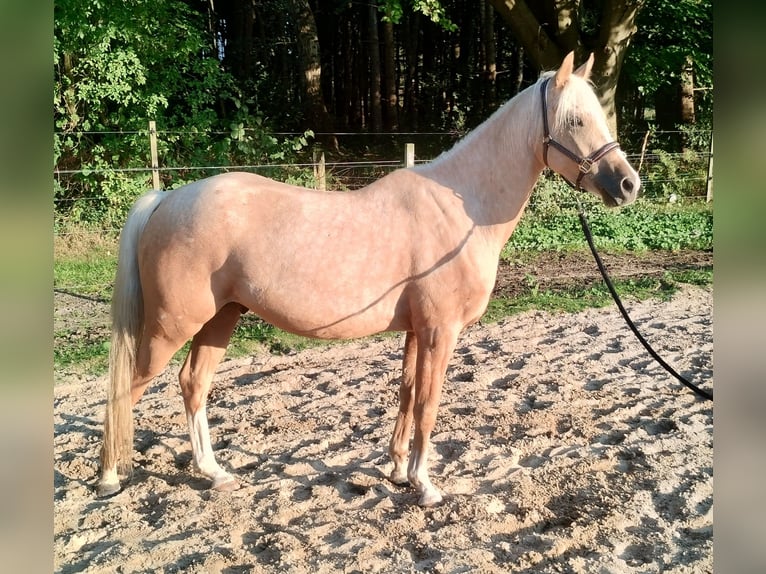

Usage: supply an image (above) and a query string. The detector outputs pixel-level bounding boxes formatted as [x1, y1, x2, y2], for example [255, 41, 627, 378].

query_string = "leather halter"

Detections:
[540, 77, 621, 190]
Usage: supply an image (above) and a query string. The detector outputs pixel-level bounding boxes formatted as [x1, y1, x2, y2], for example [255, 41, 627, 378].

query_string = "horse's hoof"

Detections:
[96, 481, 122, 498]
[418, 490, 444, 507]
[389, 471, 409, 486]
[211, 476, 240, 492]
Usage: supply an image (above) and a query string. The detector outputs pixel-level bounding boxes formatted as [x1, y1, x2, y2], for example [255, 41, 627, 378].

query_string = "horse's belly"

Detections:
[241, 281, 410, 340]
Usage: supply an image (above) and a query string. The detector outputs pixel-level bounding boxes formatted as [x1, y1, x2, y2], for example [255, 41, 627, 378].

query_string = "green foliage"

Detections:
[54, 0, 314, 227]
[503, 178, 713, 254]
[54, 337, 111, 376]
[482, 269, 711, 324]
[54, 0, 225, 135]
[641, 148, 708, 201]
[229, 315, 323, 357]
[628, 0, 712, 93]
[380, 0, 457, 31]
[623, 0, 713, 132]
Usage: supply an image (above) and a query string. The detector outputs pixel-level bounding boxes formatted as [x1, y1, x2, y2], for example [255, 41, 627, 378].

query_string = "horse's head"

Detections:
[540, 52, 640, 207]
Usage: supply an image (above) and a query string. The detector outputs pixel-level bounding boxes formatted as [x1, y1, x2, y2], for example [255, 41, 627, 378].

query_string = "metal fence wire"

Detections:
[54, 127, 713, 237]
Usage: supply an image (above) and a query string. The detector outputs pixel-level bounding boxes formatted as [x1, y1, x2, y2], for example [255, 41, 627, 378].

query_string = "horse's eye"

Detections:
[568, 115, 584, 129]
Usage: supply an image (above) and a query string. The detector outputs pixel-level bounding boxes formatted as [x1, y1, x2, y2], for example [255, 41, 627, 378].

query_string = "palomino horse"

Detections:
[98, 52, 639, 506]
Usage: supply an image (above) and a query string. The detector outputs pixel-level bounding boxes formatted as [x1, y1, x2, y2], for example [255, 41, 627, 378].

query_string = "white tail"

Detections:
[100, 189, 166, 475]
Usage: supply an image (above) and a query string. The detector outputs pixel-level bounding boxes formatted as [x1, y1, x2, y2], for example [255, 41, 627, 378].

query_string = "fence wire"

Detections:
[54, 129, 713, 239]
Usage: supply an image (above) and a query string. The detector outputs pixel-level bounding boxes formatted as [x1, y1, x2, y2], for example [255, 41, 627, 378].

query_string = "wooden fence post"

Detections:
[313, 147, 326, 190]
[705, 133, 713, 202]
[404, 143, 415, 168]
[148, 120, 161, 190]
[637, 129, 651, 174]
[313, 147, 327, 191]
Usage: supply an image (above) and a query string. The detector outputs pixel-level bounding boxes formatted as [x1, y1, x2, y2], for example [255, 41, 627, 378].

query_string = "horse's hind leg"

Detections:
[389, 331, 417, 484]
[97, 329, 190, 497]
[179, 302, 243, 492]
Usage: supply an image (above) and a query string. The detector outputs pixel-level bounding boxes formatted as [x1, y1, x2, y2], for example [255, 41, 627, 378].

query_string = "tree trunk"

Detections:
[514, 46, 525, 95]
[339, 16, 354, 129]
[487, 0, 562, 70]
[403, 11, 420, 130]
[292, 0, 338, 150]
[680, 55, 696, 124]
[217, 0, 257, 82]
[591, 0, 643, 137]
[367, 3, 383, 132]
[483, 0, 497, 109]
[680, 55, 696, 152]
[382, 20, 398, 131]
[488, 0, 644, 136]
[550, 0, 581, 54]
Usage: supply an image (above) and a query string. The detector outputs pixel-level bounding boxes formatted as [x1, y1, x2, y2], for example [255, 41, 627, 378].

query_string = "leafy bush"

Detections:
[504, 177, 712, 254]
[54, 0, 315, 228]
[641, 148, 708, 200]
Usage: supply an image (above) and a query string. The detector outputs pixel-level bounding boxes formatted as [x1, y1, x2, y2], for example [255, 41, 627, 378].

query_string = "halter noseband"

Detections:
[540, 77, 621, 190]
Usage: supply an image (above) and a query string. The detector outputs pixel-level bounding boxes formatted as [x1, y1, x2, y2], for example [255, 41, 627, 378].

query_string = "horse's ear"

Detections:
[574, 53, 594, 79]
[554, 51, 576, 88]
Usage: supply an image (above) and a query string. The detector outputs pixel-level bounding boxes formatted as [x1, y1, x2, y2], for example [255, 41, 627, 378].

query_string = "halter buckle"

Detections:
[578, 157, 593, 174]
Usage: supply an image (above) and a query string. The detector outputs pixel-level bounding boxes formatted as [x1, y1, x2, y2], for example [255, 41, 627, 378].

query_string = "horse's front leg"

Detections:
[389, 331, 417, 484]
[407, 326, 460, 506]
[179, 304, 242, 491]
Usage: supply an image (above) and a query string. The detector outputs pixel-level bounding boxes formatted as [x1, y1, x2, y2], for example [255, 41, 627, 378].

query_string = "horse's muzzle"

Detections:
[593, 169, 640, 207]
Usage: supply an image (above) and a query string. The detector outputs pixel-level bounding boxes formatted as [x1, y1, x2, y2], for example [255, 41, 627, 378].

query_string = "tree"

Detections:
[291, 0, 338, 149]
[54, 0, 239, 221]
[621, 0, 712, 147]
[482, 0, 497, 109]
[54, 0, 314, 225]
[368, 3, 383, 132]
[55, 0, 712, 190]
[215, 0, 258, 85]
[487, 0, 645, 135]
[381, 19, 399, 130]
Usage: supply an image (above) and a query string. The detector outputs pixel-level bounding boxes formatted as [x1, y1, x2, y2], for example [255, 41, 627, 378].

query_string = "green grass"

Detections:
[54, 229, 118, 298]
[54, 339, 111, 375]
[504, 189, 713, 255]
[227, 315, 331, 357]
[482, 269, 712, 324]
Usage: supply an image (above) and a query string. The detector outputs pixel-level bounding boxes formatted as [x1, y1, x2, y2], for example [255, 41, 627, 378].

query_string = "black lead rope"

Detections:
[576, 204, 713, 402]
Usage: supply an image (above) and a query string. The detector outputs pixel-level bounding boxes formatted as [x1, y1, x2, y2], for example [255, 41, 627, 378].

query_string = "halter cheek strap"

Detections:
[540, 78, 621, 189]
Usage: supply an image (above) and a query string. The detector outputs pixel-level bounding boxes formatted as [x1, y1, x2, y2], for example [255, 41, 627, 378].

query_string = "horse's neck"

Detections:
[415, 85, 544, 247]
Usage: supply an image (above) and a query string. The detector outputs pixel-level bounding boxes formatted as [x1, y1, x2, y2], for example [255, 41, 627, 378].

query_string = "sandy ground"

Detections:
[54, 286, 713, 573]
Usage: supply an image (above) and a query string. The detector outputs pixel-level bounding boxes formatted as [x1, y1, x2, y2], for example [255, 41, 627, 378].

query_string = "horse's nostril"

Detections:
[621, 177, 636, 193]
